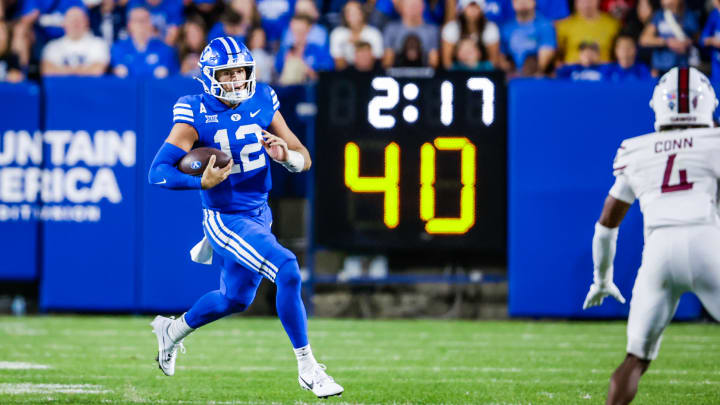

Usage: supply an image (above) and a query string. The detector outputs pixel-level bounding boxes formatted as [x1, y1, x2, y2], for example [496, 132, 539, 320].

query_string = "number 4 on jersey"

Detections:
[661, 153, 693, 193]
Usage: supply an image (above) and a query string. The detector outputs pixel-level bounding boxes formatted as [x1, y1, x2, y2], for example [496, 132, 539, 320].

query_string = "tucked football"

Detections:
[177, 147, 232, 176]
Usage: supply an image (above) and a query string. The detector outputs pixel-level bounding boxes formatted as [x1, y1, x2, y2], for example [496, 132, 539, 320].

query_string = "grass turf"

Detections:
[0, 316, 717, 404]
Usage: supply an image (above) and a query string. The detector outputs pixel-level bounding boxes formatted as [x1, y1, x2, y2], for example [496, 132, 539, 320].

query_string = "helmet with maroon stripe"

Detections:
[650, 67, 718, 131]
[197, 36, 256, 103]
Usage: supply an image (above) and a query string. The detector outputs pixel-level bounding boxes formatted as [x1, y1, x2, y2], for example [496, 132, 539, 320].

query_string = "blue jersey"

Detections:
[111, 38, 179, 78]
[650, 10, 699, 72]
[701, 9, 720, 81]
[207, 22, 246, 43]
[500, 16, 556, 67]
[556, 64, 606, 81]
[173, 83, 281, 212]
[602, 62, 652, 81]
[485, 0, 568, 24]
[256, 0, 296, 42]
[128, 0, 184, 37]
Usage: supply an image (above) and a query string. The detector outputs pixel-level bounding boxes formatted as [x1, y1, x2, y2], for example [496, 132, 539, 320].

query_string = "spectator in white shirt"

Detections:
[329, 0, 383, 70]
[441, 0, 500, 69]
[41, 7, 109, 76]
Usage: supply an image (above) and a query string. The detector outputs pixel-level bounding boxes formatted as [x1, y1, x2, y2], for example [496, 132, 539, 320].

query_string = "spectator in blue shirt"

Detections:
[207, 10, 246, 43]
[256, 0, 295, 45]
[275, 14, 333, 85]
[485, 0, 569, 24]
[499, 0, 556, 76]
[127, 0, 183, 45]
[111, 6, 178, 78]
[701, 0, 720, 81]
[555, 41, 605, 81]
[639, 0, 699, 76]
[603, 33, 652, 80]
[13, 0, 85, 66]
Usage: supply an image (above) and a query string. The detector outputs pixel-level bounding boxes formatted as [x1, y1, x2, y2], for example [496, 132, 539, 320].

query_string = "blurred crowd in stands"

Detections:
[1, 0, 719, 84]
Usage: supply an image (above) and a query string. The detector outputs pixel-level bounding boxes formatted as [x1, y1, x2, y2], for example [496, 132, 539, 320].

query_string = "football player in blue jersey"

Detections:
[147, 36, 343, 399]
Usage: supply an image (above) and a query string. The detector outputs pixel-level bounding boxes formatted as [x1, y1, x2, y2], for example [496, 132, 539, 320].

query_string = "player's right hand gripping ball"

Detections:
[177, 147, 231, 176]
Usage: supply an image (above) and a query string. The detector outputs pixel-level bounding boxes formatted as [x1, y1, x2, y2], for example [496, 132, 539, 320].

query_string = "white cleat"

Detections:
[150, 315, 185, 376]
[298, 363, 344, 399]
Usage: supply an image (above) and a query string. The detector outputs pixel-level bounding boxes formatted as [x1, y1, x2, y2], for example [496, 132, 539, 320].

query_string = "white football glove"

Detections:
[583, 281, 626, 309]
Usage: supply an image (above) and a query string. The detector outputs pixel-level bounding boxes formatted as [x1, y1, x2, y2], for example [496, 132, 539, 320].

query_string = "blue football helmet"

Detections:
[197, 37, 256, 104]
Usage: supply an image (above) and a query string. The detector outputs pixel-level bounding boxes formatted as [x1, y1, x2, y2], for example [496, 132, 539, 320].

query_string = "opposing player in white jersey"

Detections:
[583, 66, 720, 405]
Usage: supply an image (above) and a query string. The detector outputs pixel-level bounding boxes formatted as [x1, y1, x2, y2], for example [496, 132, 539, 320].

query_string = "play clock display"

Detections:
[313, 71, 506, 254]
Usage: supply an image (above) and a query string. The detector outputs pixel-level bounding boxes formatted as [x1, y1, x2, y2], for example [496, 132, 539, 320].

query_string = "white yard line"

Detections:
[0, 383, 109, 394]
[0, 362, 50, 370]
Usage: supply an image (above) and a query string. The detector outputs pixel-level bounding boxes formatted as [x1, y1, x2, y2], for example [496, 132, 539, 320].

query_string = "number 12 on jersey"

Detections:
[214, 124, 266, 174]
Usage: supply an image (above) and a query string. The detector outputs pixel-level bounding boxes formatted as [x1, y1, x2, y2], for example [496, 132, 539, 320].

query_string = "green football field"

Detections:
[0, 316, 717, 404]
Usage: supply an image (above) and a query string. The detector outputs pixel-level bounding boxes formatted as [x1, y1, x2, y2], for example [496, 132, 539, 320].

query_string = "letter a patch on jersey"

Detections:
[200, 103, 207, 114]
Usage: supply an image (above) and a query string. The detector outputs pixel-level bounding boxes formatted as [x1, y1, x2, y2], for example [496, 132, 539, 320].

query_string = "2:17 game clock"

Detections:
[313, 71, 507, 255]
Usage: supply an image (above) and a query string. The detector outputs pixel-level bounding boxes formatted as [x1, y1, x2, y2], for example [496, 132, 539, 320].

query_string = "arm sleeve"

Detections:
[148, 142, 202, 189]
[609, 175, 636, 204]
[441, 21, 459, 44]
[539, 20, 557, 49]
[268, 85, 280, 112]
[368, 27, 384, 58]
[610, 144, 636, 204]
[88, 39, 110, 64]
[172, 96, 197, 129]
[592, 222, 618, 285]
[329, 28, 344, 58]
[482, 22, 500, 45]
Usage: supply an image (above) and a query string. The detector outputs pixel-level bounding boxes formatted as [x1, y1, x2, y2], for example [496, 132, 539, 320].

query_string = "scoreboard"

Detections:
[313, 71, 506, 255]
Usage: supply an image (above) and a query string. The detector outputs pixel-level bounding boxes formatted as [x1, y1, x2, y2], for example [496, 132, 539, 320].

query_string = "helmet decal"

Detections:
[650, 67, 718, 131]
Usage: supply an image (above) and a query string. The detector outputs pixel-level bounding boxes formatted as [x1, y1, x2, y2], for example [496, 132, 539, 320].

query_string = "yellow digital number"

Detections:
[419, 137, 476, 234]
[344, 142, 401, 228]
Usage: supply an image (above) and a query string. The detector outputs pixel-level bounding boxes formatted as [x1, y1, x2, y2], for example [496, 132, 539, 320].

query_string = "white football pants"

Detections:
[627, 224, 720, 360]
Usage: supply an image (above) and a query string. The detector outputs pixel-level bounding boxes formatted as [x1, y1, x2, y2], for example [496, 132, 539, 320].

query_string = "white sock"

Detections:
[167, 313, 194, 343]
[294, 344, 316, 374]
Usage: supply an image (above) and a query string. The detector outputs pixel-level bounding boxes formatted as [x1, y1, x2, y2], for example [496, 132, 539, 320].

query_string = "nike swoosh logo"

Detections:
[299, 376, 313, 390]
[250, 109, 261, 117]
[154, 179, 167, 185]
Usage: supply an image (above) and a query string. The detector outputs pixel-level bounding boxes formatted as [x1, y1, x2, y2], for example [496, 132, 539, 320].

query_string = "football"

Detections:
[177, 147, 232, 176]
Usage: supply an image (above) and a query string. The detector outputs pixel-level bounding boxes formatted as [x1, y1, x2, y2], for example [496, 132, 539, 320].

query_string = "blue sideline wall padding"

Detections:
[508, 79, 701, 319]
[0, 83, 41, 281]
[40, 78, 140, 311]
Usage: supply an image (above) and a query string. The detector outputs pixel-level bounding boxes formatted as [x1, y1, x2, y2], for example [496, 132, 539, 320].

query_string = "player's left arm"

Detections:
[583, 194, 633, 309]
[263, 110, 312, 172]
